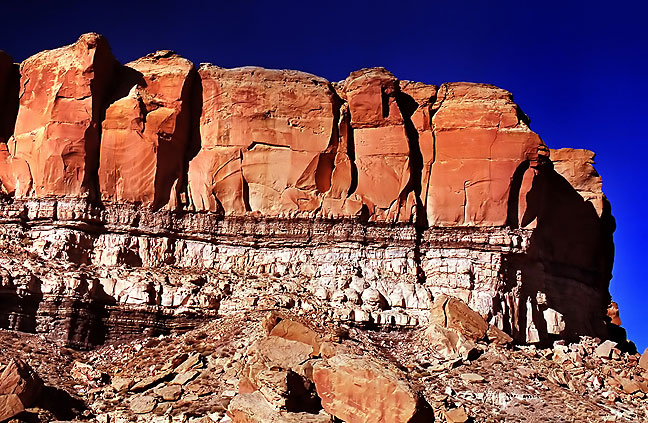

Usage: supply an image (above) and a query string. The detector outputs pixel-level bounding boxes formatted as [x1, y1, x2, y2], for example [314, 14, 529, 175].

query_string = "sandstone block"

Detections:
[313, 354, 432, 423]
[228, 391, 333, 423]
[9, 33, 116, 198]
[639, 348, 648, 370]
[99, 51, 195, 209]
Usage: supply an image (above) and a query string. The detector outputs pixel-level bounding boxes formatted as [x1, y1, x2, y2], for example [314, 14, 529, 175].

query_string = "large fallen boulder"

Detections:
[426, 294, 512, 360]
[0, 359, 43, 421]
[312, 354, 433, 423]
[238, 329, 320, 412]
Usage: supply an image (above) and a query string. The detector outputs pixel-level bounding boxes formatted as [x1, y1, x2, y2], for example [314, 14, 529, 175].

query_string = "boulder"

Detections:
[239, 336, 319, 411]
[228, 391, 333, 423]
[429, 294, 488, 341]
[425, 294, 513, 359]
[313, 354, 433, 423]
[638, 348, 648, 370]
[595, 340, 617, 359]
[0, 359, 43, 421]
[269, 318, 323, 356]
[70, 360, 104, 386]
[425, 323, 478, 361]
[129, 394, 157, 414]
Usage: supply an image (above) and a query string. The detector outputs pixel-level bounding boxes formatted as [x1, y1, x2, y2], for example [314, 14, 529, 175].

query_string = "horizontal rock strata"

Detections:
[0, 34, 615, 348]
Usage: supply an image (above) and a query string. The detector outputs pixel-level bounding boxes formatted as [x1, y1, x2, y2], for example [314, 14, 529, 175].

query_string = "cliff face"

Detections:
[0, 34, 615, 348]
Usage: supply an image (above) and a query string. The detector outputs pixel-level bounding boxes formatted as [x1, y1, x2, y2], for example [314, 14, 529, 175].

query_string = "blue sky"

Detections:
[2, 0, 646, 350]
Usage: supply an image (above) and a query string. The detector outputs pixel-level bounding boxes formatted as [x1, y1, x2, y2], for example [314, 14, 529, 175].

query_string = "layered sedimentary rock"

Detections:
[0, 34, 616, 348]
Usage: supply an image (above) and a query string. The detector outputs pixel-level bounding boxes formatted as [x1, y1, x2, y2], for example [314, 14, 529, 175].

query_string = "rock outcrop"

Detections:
[99, 51, 195, 209]
[0, 358, 43, 421]
[313, 354, 433, 423]
[3, 33, 116, 198]
[0, 33, 617, 352]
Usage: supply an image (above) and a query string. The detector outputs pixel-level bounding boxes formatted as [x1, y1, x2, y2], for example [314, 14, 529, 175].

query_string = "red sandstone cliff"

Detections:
[0, 33, 558, 228]
[0, 34, 617, 350]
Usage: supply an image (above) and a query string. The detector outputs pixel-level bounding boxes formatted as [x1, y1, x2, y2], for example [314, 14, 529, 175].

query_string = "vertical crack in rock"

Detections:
[506, 160, 531, 229]
[152, 60, 196, 211]
[394, 89, 425, 226]
[180, 68, 203, 210]
[98, 51, 195, 210]
[81, 35, 117, 202]
[395, 83, 435, 284]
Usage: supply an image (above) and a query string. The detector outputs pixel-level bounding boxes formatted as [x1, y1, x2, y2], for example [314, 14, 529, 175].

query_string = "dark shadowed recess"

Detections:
[501, 158, 624, 348]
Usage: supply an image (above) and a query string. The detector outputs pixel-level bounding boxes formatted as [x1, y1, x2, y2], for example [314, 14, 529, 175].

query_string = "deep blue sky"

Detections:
[1, 1, 646, 350]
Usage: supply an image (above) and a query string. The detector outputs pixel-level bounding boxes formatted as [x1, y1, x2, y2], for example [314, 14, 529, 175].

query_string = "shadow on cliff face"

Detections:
[177, 67, 203, 212]
[153, 66, 200, 211]
[92, 64, 146, 208]
[502, 159, 616, 345]
[395, 90, 426, 227]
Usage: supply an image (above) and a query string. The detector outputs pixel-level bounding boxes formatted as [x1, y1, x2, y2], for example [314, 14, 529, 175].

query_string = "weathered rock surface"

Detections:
[99, 51, 195, 209]
[427, 83, 544, 226]
[2, 306, 647, 423]
[187, 65, 338, 215]
[228, 391, 333, 423]
[0, 358, 43, 421]
[2, 33, 116, 198]
[313, 354, 433, 423]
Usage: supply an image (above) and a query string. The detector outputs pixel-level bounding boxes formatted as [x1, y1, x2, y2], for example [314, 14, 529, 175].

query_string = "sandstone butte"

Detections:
[0, 33, 619, 356]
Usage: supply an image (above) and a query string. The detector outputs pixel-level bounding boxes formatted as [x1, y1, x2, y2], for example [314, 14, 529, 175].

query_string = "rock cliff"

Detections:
[0, 34, 616, 350]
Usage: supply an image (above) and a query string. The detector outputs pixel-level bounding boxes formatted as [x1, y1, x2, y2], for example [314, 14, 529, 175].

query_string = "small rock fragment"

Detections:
[130, 394, 157, 414]
[154, 384, 183, 401]
[460, 373, 485, 383]
[639, 348, 648, 370]
[111, 376, 133, 392]
[445, 406, 469, 423]
[595, 340, 617, 358]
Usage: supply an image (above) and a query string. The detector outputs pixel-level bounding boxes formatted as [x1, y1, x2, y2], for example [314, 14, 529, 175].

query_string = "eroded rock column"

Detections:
[8, 33, 116, 198]
[98, 51, 195, 209]
[427, 83, 545, 226]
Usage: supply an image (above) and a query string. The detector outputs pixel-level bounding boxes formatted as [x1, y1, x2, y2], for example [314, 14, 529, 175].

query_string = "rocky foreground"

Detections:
[1, 300, 647, 423]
